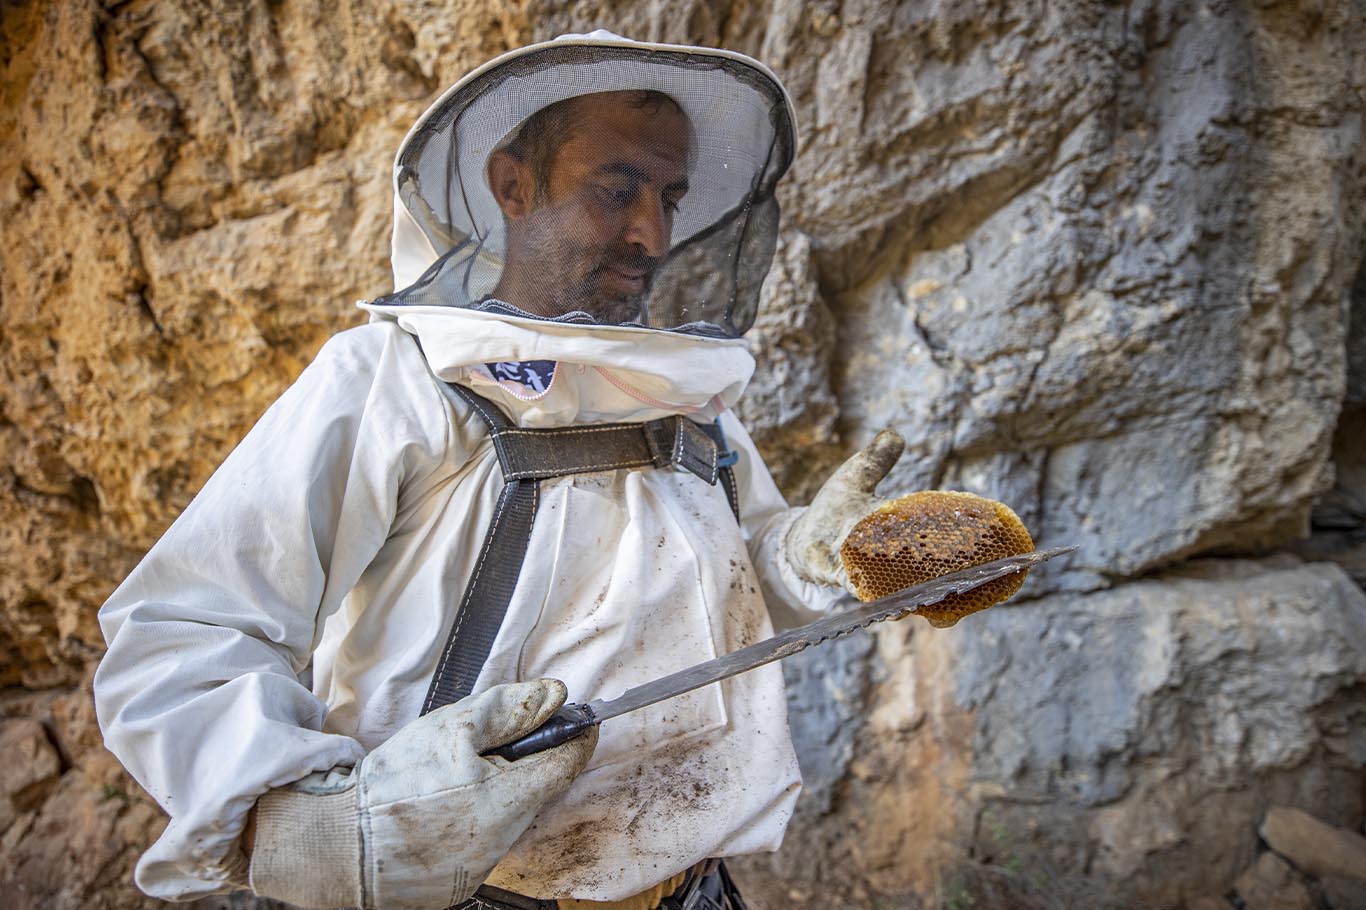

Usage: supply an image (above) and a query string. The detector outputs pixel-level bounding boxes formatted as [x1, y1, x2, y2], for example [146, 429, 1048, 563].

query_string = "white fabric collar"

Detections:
[359, 302, 756, 426]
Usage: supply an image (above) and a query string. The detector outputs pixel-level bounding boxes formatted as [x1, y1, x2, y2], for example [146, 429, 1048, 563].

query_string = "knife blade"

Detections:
[488, 545, 1077, 760]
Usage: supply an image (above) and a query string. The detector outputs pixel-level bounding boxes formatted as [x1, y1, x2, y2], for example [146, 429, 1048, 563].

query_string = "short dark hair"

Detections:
[500, 90, 688, 196]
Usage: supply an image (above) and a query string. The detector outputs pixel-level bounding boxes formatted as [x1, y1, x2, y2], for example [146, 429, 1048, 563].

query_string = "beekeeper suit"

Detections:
[95, 30, 904, 910]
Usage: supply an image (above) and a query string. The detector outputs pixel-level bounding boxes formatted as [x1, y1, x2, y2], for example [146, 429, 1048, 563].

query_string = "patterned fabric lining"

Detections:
[485, 360, 557, 393]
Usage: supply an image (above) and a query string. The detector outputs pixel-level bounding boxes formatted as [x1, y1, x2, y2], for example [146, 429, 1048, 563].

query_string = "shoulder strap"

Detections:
[421, 383, 740, 714]
[420, 385, 535, 714]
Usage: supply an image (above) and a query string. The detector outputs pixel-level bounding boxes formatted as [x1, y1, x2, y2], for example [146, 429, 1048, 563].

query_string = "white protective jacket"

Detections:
[94, 301, 842, 902]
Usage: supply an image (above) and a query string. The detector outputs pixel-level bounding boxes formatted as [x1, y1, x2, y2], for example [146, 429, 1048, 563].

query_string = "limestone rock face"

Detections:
[0, 720, 61, 832]
[3, 0, 1365, 908]
[733, 231, 843, 502]
[1234, 852, 1316, 910]
[795, 0, 1365, 594]
[737, 559, 1366, 907]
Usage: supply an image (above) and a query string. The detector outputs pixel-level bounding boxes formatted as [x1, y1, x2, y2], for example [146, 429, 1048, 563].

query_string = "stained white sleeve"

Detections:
[717, 411, 846, 629]
[93, 322, 456, 901]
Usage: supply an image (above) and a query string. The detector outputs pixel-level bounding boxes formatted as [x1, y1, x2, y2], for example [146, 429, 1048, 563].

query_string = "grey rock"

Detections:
[958, 559, 1366, 802]
[736, 231, 844, 503]
[774, 624, 874, 815]
[742, 558, 1366, 907]
[1287, 527, 1366, 593]
[770, 0, 1366, 595]
[965, 558, 1366, 901]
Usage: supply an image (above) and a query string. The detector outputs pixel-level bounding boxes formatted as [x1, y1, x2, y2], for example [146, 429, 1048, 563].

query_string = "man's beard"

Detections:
[565, 248, 657, 325]
[513, 210, 659, 325]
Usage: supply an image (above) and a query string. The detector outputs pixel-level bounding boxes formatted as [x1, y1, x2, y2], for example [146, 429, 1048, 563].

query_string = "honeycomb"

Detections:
[840, 490, 1035, 628]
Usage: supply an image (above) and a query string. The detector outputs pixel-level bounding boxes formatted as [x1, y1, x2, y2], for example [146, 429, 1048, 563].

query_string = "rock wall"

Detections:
[2, 1, 1364, 908]
[746, 558, 1366, 907]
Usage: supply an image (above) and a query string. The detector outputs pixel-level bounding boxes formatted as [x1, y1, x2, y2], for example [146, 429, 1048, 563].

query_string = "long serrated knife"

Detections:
[489, 545, 1076, 760]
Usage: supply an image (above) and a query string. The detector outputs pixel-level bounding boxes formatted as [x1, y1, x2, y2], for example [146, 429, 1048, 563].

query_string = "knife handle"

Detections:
[486, 702, 598, 761]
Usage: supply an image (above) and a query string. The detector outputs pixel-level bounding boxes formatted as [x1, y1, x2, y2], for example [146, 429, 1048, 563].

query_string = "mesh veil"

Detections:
[377, 41, 795, 338]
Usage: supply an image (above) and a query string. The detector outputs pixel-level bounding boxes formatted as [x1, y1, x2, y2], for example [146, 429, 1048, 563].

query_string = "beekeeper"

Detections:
[94, 30, 904, 910]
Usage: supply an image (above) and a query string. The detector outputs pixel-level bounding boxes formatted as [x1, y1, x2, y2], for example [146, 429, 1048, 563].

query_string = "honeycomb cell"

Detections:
[839, 490, 1035, 628]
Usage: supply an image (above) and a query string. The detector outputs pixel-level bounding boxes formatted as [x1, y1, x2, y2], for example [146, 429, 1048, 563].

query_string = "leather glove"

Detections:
[785, 428, 905, 593]
[247, 679, 596, 910]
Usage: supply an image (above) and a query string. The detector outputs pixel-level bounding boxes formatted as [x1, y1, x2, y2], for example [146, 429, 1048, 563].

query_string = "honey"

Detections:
[839, 491, 1035, 627]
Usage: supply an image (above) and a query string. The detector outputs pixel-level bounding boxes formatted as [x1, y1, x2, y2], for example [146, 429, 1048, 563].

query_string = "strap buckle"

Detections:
[644, 417, 721, 485]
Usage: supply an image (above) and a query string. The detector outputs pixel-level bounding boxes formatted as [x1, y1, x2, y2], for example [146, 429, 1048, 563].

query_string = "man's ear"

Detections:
[488, 149, 535, 219]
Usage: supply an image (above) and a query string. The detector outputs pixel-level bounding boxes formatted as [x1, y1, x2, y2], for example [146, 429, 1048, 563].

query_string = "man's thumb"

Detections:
[825, 428, 905, 496]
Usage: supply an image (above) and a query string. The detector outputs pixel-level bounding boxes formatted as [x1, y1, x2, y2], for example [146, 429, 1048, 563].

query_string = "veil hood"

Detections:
[381, 29, 798, 340]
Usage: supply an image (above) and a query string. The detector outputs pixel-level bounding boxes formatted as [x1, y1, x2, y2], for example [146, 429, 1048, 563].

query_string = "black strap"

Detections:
[421, 475, 539, 714]
[488, 411, 732, 484]
[458, 884, 556, 910]
[421, 384, 741, 715]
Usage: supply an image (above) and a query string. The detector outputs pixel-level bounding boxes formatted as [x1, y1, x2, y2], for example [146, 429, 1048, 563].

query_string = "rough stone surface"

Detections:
[820, 0, 1366, 595]
[0, 677, 166, 910]
[736, 558, 1366, 907]
[3, 1, 1365, 908]
[733, 230, 844, 502]
[0, 719, 60, 833]
[1186, 900, 1236, 910]
[1322, 875, 1366, 910]
[1348, 261, 1366, 407]
[0, 768, 167, 910]
[1233, 852, 1316, 910]
[0, 720, 60, 801]
[1261, 806, 1366, 882]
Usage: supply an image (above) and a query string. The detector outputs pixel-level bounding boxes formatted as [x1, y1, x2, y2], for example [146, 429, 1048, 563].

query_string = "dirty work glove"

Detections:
[248, 679, 597, 910]
[785, 428, 906, 593]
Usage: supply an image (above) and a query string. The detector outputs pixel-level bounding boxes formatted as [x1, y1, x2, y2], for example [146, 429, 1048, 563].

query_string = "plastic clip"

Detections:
[712, 419, 739, 469]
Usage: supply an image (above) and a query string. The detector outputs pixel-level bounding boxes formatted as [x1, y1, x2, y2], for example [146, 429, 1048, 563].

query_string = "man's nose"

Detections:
[623, 192, 671, 259]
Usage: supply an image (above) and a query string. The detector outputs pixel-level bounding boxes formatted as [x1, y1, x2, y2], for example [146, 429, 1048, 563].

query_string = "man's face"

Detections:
[491, 92, 692, 324]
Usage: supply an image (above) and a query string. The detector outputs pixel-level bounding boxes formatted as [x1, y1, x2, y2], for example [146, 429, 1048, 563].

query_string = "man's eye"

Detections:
[595, 185, 635, 208]
[663, 197, 681, 215]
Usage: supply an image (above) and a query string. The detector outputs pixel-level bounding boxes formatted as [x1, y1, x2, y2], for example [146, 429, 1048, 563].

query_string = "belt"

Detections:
[557, 865, 693, 910]
[456, 859, 742, 910]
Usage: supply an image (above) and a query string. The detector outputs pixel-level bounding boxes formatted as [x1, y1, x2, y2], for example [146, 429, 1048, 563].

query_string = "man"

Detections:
[95, 31, 903, 910]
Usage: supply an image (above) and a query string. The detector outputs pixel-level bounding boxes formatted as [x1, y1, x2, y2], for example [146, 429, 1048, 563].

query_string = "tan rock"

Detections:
[1261, 806, 1366, 882]
[1234, 852, 1316, 910]
[3, 768, 168, 909]
[0, 719, 60, 803]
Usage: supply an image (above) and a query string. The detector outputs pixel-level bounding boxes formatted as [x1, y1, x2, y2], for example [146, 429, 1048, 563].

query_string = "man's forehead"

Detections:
[568, 90, 688, 119]
[555, 92, 693, 167]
